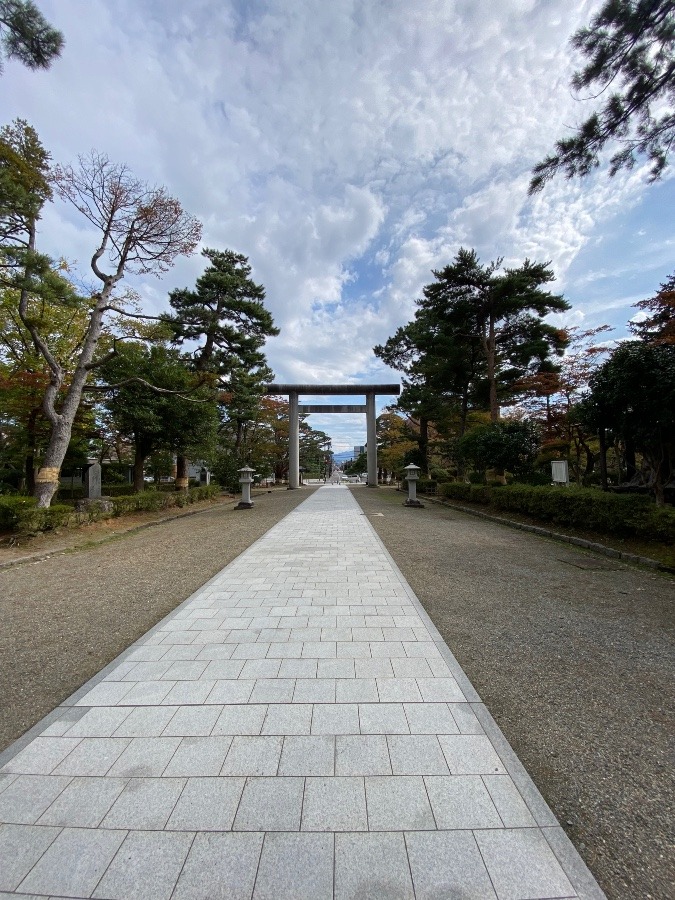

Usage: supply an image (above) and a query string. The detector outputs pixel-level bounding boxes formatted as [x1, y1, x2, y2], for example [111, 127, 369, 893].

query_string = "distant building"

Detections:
[353, 445, 365, 457]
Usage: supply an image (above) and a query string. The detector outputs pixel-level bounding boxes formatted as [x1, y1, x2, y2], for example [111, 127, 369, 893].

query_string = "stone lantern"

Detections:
[236, 466, 255, 510]
[403, 463, 424, 508]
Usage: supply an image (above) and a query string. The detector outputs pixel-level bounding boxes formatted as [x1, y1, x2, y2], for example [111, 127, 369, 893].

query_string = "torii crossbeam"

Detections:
[265, 384, 401, 489]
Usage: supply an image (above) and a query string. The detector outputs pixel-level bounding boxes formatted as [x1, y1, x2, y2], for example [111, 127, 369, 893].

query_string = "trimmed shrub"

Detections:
[16, 504, 74, 536]
[1, 485, 221, 534]
[0, 495, 36, 531]
[441, 483, 492, 504]
[416, 479, 438, 495]
[439, 483, 675, 543]
[111, 484, 220, 517]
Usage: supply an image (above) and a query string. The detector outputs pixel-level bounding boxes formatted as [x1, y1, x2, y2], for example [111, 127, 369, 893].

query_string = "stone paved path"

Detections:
[0, 486, 605, 899]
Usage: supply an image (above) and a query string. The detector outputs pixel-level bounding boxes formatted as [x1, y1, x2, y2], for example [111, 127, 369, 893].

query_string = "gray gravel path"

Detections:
[0, 489, 315, 751]
[352, 486, 674, 900]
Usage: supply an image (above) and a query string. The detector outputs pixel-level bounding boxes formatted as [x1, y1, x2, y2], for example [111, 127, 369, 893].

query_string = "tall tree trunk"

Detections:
[24, 407, 39, 494]
[133, 449, 146, 493]
[625, 439, 637, 481]
[419, 417, 429, 474]
[175, 455, 189, 491]
[28, 273, 118, 507]
[486, 313, 499, 422]
[598, 426, 608, 491]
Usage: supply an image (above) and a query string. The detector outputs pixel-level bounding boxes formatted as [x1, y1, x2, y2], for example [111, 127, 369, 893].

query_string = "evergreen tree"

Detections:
[166, 248, 278, 487]
[167, 248, 278, 377]
[97, 343, 218, 493]
[530, 0, 675, 192]
[0, 0, 63, 72]
[584, 341, 675, 504]
[630, 271, 675, 344]
[375, 249, 569, 461]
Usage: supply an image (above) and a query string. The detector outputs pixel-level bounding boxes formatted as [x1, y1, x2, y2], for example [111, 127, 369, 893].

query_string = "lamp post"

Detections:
[236, 466, 255, 509]
[403, 463, 424, 508]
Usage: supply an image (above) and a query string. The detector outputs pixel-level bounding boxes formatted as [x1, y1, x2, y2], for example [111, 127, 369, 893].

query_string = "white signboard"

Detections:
[551, 460, 569, 485]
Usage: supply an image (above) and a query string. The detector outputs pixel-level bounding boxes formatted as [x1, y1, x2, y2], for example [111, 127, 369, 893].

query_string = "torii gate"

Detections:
[265, 384, 401, 489]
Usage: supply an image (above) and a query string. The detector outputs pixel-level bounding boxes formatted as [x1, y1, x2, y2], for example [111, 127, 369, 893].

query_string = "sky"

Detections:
[2, 0, 673, 453]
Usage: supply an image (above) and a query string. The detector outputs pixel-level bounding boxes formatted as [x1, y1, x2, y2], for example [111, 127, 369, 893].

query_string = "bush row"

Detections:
[0, 485, 222, 536]
[108, 484, 220, 516]
[439, 483, 675, 543]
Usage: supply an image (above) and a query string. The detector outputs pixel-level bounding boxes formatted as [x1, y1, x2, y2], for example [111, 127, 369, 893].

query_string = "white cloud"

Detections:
[1, 0, 671, 448]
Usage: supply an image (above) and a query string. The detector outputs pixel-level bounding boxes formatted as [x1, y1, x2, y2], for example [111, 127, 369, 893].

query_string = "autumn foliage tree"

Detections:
[2, 132, 202, 506]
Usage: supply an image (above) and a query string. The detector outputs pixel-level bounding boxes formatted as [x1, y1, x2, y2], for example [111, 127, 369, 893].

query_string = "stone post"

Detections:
[236, 466, 255, 509]
[83, 462, 102, 499]
[288, 391, 300, 489]
[403, 463, 424, 508]
[366, 392, 377, 487]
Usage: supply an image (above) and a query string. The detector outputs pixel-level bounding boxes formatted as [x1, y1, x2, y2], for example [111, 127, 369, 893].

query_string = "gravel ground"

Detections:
[352, 486, 674, 900]
[0, 488, 314, 751]
[1, 484, 672, 899]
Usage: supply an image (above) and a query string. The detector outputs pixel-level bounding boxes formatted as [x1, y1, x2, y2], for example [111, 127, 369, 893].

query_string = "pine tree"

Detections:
[530, 0, 674, 192]
[166, 248, 279, 486]
[630, 272, 675, 344]
[0, 1, 63, 72]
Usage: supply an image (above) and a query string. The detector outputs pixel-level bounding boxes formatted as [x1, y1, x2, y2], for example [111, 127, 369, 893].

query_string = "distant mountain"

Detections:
[333, 450, 356, 463]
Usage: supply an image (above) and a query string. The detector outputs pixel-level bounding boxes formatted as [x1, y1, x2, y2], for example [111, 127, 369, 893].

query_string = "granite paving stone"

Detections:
[233, 777, 304, 831]
[425, 775, 503, 829]
[212, 704, 267, 736]
[100, 777, 186, 830]
[475, 828, 576, 899]
[439, 734, 507, 774]
[106, 737, 181, 777]
[165, 776, 245, 831]
[0, 775, 72, 825]
[92, 830, 194, 900]
[0, 738, 81, 776]
[253, 832, 333, 899]
[405, 830, 498, 899]
[0, 486, 601, 899]
[221, 735, 283, 775]
[18, 827, 126, 897]
[172, 832, 263, 900]
[335, 832, 414, 900]
[162, 736, 233, 776]
[335, 735, 392, 776]
[301, 776, 367, 831]
[364, 775, 436, 830]
[36, 776, 127, 827]
[51, 737, 130, 777]
[277, 736, 335, 776]
[0, 825, 61, 892]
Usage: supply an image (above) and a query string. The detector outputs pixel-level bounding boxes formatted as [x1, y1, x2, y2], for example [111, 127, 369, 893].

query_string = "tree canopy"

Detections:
[375, 248, 569, 470]
[530, 0, 675, 192]
[0, 0, 63, 72]
[630, 271, 675, 344]
[584, 341, 675, 503]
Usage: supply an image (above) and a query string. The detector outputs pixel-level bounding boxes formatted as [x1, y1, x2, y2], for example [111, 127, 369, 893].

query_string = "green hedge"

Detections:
[110, 484, 221, 516]
[440, 483, 492, 504]
[0, 496, 75, 535]
[439, 483, 675, 543]
[0, 485, 221, 535]
[0, 496, 39, 531]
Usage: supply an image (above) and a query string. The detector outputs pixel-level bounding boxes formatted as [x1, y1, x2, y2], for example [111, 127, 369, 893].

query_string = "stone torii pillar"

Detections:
[265, 384, 401, 489]
[288, 390, 300, 490]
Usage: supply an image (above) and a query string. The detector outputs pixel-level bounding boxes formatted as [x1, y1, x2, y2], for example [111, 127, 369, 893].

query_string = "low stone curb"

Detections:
[402, 490, 674, 574]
